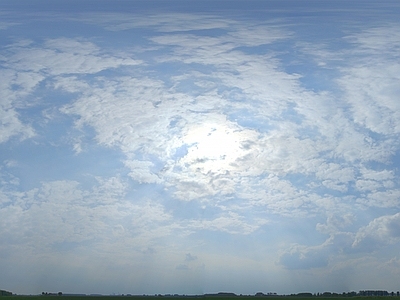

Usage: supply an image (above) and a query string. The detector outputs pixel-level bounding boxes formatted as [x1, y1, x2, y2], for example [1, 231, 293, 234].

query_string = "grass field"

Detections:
[3, 296, 396, 300]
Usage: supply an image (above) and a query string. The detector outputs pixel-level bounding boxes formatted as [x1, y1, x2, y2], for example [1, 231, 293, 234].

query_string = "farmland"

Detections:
[3, 295, 398, 300]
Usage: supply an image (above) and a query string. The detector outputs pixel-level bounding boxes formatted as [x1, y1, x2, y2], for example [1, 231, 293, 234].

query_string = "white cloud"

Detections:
[79, 12, 233, 32]
[53, 76, 91, 93]
[0, 37, 141, 145]
[338, 64, 400, 135]
[0, 105, 35, 143]
[187, 211, 264, 235]
[279, 244, 330, 270]
[356, 189, 400, 208]
[0, 17, 394, 234]
[56, 69, 320, 202]
[355, 179, 383, 192]
[39, 19, 386, 219]
[226, 24, 291, 46]
[6, 38, 141, 75]
[345, 25, 400, 55]
[352, 213, 400, 250]
[0, 21, 19, 30]
[360, 167, 394, 181]
[124, 160, 162, 184]
[316, 163, 354, 183]
[337, 26, 400, 135]
[0, 68, 41, 143]
[354, 167, 396, 193]
[383, 257, 400, 274]
[0, 177, 174, 260]
[316, 214, 354, 235]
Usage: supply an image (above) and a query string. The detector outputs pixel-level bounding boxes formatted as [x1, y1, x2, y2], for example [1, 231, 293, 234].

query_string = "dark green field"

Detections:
[3, 296, 395, 300]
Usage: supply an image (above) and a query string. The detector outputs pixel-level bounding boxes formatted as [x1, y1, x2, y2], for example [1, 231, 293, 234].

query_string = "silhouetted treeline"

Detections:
[0, 290, 12, 296]
[289, 290, 400, 297]
[3, 289, 400, 298]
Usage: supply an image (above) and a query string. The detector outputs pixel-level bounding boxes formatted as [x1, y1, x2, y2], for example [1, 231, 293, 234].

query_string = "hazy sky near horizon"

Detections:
[1, 0, 400, 295]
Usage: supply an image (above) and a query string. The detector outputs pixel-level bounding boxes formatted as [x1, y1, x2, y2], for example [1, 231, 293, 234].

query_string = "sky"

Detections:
[1, 0, 400, 296]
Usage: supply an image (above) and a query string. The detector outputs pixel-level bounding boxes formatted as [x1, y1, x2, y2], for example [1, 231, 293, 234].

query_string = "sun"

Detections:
[179, 121, 245, 175]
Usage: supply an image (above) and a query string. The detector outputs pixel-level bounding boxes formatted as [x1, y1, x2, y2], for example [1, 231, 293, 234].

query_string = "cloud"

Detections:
[124, 160, 162, 184]
[185, 253, 197, 262]
[0, 21, 19, 30]
[6, 38, 141, 75]
[316, 214, 354, 234]
[1, 16, 397, 235]
[279, 244, 329, 270]
[337, 26, 400, 136]
[44, 18, 398, 224]
[344, 25, 400, 55]
[0, 37, 141, 145]
[0, 105, 35, 143]
[186, 211, 266, 235]
[383, 257, 400, 274]
[0, 68, 41, 143]
[279, 230, 356, 270]
[352, 213, 400, 251]
[93, 13, 233, 33]
[0, 176, 174, 261]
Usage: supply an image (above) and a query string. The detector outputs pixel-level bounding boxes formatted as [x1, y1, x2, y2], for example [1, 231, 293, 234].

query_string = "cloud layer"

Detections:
[1, 1, 400, 295]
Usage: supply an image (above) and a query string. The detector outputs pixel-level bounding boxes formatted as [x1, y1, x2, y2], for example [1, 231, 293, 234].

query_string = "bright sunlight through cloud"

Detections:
[181, 119, 253, 175]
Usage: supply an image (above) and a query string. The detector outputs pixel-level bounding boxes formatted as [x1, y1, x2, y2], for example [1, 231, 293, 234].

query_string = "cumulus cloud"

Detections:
[316, 214, 354, 234]
[279, 244, 330, 270]
[352, 213, 400, 251]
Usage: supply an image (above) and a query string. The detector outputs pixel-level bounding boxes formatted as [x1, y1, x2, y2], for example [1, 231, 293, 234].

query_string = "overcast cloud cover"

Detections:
[1, 0, 400, 295]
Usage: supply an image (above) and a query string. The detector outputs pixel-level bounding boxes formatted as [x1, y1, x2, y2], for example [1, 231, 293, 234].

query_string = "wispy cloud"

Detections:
[6, 38, 141, 75]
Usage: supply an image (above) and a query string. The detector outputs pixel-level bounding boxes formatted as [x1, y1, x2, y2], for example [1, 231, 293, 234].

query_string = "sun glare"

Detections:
[180, 122, 244, 174]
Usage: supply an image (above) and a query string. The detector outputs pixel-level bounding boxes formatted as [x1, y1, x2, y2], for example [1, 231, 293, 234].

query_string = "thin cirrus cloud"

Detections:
[1, 1, 400, 295]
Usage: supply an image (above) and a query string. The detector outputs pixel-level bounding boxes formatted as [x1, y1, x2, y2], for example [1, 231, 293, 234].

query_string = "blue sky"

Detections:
[1, 0, 400, 295]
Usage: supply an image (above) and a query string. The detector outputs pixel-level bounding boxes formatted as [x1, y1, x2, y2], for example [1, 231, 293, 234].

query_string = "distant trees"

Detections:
[296, 293, 313, 297]
[358, 291, 389, 297]
[0, 290, 12, 296]
[41, 292, 62, 296]
[289, 291, 393, 297]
